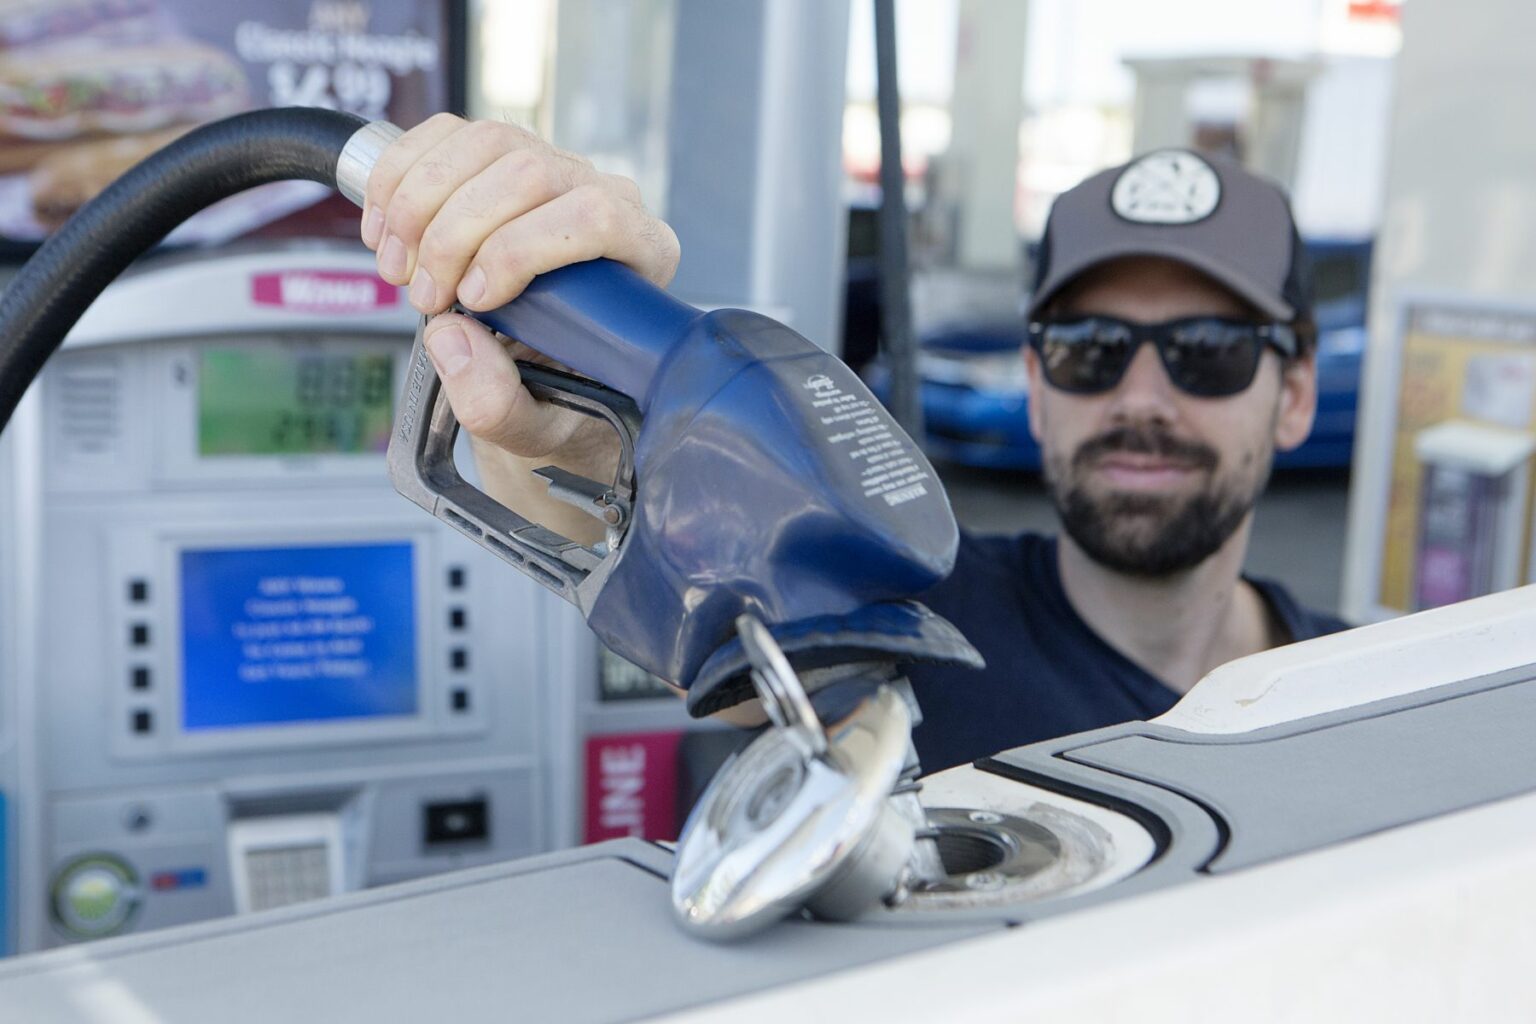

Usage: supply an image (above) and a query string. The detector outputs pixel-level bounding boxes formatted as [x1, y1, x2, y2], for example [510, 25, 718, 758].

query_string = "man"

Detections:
[362, 116, 1345, 770]
[906, 151, 1347, 770]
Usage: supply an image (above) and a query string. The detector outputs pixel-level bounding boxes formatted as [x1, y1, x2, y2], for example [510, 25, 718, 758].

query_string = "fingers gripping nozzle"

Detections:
[340, 122, 643, 611]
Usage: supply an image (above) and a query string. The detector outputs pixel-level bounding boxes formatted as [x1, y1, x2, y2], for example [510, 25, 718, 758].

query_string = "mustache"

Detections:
[1072, 425, 1219, 472]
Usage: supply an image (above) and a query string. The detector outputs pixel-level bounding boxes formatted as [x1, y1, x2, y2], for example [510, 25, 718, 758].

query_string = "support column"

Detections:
[664, 0, 852, 350]
[947, 0, 1030, 272]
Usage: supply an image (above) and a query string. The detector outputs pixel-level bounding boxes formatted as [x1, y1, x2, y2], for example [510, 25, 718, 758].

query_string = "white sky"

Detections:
[1026, 0, 1323, 105]
[847, 0, 1331, 107]
[846, 0, 960, 104]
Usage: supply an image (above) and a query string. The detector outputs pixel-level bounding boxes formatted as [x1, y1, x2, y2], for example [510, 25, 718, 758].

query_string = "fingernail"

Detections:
[426, 325, 472, 376]
[379, 234, 407, 280]
[408, 268, 436, 311]
[458, 265, 486, 307]
[362, 204, 384, 248]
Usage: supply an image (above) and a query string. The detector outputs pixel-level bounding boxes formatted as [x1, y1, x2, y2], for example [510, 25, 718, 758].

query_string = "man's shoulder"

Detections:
[1248, 575, 1351, 642]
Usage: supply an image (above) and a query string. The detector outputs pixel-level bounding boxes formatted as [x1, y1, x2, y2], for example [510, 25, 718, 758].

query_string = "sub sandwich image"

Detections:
[0, 0, 252, 235]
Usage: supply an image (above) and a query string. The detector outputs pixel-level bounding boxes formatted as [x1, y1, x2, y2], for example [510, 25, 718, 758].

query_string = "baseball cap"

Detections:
[1026, 149, 1312, 328]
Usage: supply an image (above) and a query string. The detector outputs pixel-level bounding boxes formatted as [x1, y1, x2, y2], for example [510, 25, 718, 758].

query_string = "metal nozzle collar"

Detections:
[336, 121, 405, 208]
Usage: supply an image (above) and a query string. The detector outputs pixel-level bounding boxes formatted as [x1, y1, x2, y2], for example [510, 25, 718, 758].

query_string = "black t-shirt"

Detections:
[907, 531, 1350, 773]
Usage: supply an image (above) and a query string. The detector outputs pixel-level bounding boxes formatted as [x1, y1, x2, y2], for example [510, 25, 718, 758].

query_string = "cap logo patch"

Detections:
[1111, 151, 1221, 225]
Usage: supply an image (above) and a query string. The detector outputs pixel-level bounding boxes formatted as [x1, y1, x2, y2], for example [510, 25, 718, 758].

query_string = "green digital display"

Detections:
[198, 348, 395, 457]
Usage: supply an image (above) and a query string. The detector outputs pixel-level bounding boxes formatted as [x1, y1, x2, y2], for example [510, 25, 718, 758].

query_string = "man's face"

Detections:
[1024, 255, 1317, 576]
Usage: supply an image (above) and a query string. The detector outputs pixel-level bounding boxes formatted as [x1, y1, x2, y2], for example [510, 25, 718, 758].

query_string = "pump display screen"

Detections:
[180, 543, 418, 730]
[198, 348, 395, 456]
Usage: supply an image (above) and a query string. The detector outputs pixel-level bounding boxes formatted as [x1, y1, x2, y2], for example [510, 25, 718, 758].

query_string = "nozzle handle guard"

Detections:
[386, 315, 642, 614]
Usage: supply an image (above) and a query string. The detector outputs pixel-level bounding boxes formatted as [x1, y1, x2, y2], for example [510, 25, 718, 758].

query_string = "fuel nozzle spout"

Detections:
[672, 615, 943, 939]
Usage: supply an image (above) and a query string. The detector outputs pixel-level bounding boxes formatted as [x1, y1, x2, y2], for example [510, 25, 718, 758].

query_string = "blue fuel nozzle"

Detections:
[351, 122, 983, 710]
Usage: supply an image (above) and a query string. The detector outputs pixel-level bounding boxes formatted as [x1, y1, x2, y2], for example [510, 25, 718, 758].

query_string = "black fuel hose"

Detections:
[0, 106, 367, 431]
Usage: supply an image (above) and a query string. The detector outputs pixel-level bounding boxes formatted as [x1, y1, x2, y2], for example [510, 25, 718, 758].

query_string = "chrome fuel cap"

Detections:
[671, 615, 915, 940]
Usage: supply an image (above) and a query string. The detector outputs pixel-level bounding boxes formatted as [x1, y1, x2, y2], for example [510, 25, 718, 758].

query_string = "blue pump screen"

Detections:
[180, 543, 418, 730]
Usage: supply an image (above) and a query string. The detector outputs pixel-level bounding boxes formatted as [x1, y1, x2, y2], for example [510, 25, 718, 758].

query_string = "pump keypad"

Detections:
[244, 844, 333, 913]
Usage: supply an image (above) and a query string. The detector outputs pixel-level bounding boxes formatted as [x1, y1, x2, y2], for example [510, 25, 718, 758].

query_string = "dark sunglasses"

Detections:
[1027, 315, 1300, 398]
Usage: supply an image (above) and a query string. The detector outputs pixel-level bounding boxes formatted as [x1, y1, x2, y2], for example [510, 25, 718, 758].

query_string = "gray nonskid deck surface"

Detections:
[0, 841, 998, 1024]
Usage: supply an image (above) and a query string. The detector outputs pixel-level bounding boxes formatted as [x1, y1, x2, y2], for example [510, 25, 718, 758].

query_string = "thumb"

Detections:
[422, 311, 586, 458]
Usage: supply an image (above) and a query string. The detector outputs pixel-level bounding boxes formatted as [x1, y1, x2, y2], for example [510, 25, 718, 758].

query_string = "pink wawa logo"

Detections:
[251, 271, 398, 313]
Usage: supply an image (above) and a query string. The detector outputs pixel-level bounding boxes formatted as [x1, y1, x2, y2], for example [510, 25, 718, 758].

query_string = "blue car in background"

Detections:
[861, 239, 1370, 471]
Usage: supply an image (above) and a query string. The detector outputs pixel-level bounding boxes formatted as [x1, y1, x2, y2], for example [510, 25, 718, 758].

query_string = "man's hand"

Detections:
[363, 114, 680, 542]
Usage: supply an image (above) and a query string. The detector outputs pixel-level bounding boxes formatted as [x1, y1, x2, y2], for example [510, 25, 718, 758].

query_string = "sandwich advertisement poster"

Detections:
[0, 0, 460, 251]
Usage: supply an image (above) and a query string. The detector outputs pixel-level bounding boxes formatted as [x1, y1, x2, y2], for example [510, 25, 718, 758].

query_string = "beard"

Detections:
[1044, 423, 1271, 577]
